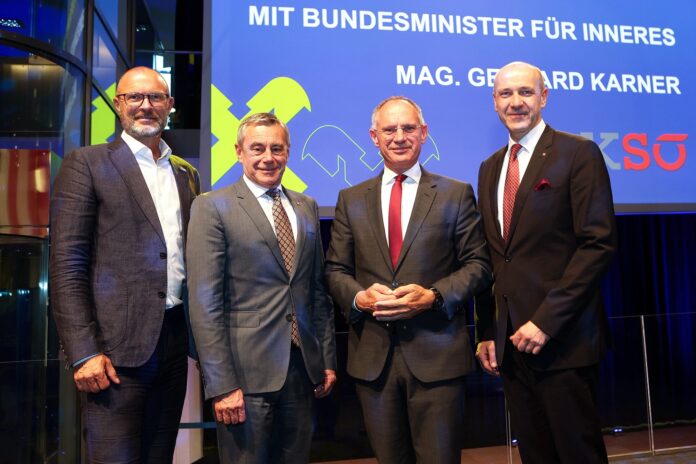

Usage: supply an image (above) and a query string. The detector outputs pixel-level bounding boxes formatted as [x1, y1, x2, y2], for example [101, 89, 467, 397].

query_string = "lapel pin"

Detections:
[542, 152, 547, 157]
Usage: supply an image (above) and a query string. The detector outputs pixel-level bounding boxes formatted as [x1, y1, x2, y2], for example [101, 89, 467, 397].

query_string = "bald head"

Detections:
[494, 61, 546, 94]
[116, 67, 170, 96]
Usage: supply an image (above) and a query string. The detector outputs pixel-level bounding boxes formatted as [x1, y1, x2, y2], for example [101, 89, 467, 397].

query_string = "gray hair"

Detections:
[370, 96, 426, 129]
[237, 112, 290, 147]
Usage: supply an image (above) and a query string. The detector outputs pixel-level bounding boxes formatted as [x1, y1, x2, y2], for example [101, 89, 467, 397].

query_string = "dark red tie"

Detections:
[503, 143, 522, 242]
[388, 174, 407, 269]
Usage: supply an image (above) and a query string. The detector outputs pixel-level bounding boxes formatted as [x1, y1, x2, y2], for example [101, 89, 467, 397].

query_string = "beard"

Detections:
[129, 123, 164, 137]
[123, 113, 167, 138]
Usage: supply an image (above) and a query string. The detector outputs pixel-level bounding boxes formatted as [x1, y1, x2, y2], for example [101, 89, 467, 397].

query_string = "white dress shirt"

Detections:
[381, 163, 422, 244]
[352, 163, 421, 310]
[121, 131, 184, 309]
[496, 120, 547, 232]
[243, 175, 298, 242]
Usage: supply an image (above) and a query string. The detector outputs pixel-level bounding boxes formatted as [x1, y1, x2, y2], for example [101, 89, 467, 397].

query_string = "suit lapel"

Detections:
[506, 125, 554, 246]
[108, 138, 165, 246]
[170, 156, 192, 245]
[489, 146, 507, 242]
[234, 179, 290, 277]
[398, 168, 436, 270]
[365, 174, 393, 271]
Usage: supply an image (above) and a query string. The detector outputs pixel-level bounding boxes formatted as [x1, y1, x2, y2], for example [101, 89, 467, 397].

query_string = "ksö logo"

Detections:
[582, 132, 688, 171]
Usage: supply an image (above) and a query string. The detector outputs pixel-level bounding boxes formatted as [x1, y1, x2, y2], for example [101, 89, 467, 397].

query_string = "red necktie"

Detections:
[388, 174, 407, 269]
[503, 143, 522, 242]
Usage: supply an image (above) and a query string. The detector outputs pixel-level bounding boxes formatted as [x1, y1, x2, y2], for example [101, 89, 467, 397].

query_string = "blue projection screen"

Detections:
[206, 1, 694, 213]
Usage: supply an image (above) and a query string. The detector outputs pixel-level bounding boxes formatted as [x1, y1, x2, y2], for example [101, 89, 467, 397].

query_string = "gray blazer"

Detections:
[325, 167, 492, 383]
[186, 178, 336, 400]
[50, 137, 201, 367]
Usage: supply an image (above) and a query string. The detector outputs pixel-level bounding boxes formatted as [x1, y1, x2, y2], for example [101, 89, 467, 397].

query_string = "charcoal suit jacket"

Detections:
[326, 167, 492, 383]
[50, 136, 200, 367]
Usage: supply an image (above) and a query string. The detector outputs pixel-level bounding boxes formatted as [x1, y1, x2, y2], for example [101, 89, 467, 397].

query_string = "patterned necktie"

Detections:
[503, 143, 522, 242]
[267, 188, 300, 347]
[388, 174, 407, 269]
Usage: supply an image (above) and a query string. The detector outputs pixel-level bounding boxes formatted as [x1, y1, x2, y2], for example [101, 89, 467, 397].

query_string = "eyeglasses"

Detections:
[116, 92, 170, 107]
[378, 125, 421, 137]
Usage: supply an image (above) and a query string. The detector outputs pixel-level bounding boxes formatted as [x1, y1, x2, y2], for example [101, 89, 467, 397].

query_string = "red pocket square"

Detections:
[534, 179, 552, 191]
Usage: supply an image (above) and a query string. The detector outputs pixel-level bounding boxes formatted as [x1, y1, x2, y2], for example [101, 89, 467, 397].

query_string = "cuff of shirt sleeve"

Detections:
[350, 295, 364, 323]
[72, 353, 99, 369]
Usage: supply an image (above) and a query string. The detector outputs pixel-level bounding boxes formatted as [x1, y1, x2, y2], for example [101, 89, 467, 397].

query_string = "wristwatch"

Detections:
[429, 287, 444, 311]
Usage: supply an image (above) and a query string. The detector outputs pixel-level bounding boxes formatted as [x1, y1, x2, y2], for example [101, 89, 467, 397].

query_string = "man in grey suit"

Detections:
[325, 96, 492, 463]
[50, 67, 200, 462]
[187, 112, 337, 464]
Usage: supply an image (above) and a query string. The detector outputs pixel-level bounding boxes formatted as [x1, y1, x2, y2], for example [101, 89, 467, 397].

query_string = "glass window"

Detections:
[95, 0, 128, 44]
[0, 0, 85, 59]
[92, 14, 127, 95]
[0, 235, 53, 462]
[0, 44, 84, 158]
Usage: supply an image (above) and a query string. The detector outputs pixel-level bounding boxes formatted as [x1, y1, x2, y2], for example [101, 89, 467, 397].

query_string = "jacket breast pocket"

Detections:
[528, 187, 565, 217]
[416, 221, 453, 250]
[226, 311, 261, 328]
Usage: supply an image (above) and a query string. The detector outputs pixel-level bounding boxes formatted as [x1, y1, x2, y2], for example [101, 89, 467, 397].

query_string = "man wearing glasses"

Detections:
[326, 96, 492, 463]
[50, 66, 200, 462]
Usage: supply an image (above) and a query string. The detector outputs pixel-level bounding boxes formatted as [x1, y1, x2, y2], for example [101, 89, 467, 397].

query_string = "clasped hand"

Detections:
[356, 283, 436, 321]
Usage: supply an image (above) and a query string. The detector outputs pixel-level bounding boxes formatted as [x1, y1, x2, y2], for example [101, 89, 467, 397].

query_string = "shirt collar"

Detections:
[243, 175, 285, 200]
[508, 119, 546, 155]
[382, 163, 422, 186]
[121, 131, 172, 162]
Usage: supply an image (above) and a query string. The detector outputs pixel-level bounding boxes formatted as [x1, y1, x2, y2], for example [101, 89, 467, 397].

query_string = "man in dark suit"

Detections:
[325, 96, 492, 463]
[475, 61, 617, 463]
[186, 112, 336, 464]
[50, 67, 200, 462]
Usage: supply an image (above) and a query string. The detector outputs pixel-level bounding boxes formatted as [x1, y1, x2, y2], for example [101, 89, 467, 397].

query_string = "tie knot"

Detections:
[510, 143, 522, 160]
[266, 188, 281, 200]
[394, 174, 407, 184]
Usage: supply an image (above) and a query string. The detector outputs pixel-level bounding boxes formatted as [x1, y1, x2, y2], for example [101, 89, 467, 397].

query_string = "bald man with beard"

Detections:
[50, 67, 200, 462]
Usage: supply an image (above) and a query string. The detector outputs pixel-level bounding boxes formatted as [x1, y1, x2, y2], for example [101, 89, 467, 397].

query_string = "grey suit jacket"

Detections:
[186, 178, 337, 400]
[475, 126, 617, 370]
[325, 167, 492, 383]
[50, 137, 201, 367]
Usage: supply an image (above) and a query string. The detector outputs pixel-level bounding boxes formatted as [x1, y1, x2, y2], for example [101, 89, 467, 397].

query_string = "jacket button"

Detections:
[286, 314, 293, 322]
[160, 252, 166, 259]
[158, 291, 166, 299]
[391, 281, 400, 288]
[503, 294, 508, 299]
[505, 256, 511, 262]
